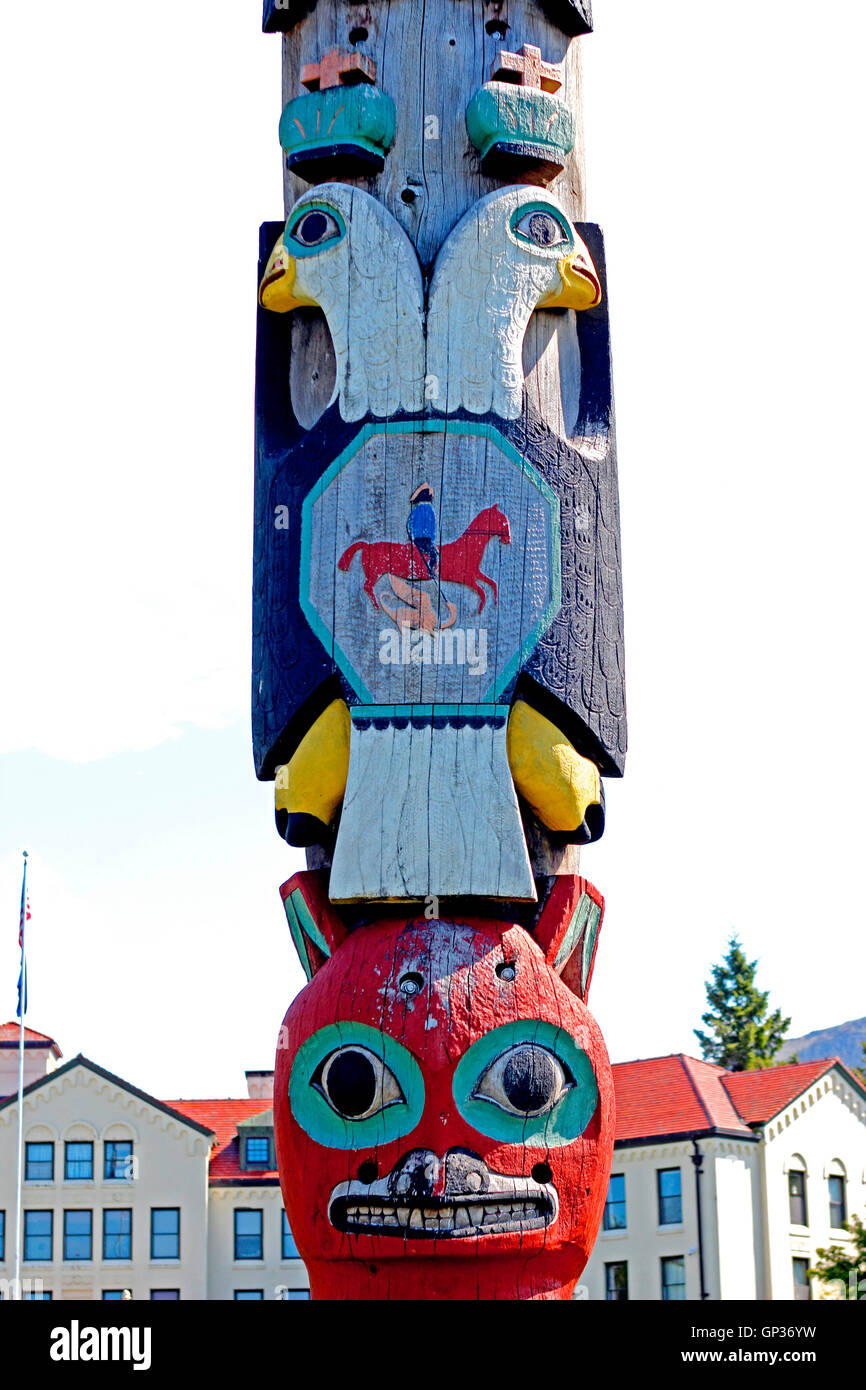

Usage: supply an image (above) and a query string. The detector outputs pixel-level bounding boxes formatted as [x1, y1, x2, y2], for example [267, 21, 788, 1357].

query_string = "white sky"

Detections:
[1, 1, 864, 1098]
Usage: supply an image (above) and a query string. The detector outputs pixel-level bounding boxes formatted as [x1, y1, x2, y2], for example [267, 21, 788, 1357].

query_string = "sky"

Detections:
[1, 1, 864, 1099]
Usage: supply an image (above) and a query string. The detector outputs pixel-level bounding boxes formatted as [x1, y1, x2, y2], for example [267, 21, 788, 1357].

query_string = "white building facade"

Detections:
[4, 1029, 863, 1302]
[0, 1025, 310, 1301]
[582, 1054, 866, 1302]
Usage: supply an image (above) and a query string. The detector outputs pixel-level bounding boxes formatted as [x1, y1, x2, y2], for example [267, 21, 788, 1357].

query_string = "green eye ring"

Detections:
[509, 202, 574, 257]
[285, 202, 346, 257]
[289, 1022, 424, 1149]
[452, 1019, 598, 1146]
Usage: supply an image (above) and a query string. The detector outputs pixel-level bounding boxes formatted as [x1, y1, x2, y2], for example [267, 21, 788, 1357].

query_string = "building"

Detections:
[0, 1024, 310, 1301]
[4, 1026, 864, 1301]
[582, 1054, 866, 1302]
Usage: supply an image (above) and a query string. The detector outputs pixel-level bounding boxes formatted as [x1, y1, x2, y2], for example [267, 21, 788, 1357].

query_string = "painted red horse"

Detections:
[338, 504, 511, 614]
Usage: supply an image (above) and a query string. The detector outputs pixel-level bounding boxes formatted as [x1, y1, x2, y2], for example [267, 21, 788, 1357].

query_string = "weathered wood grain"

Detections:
[265, 0, 594, 41]
[330, 712, 535, 901]
[253, 226, 626, 788]
[280, 0, 586, 260]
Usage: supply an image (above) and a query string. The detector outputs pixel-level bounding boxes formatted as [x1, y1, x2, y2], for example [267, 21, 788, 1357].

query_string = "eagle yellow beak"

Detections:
[538, 253, 602, 312]
[258, 237, 316, 313]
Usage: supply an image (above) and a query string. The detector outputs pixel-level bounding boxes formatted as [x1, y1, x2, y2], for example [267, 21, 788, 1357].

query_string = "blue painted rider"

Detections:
[408, 482, 438, 578]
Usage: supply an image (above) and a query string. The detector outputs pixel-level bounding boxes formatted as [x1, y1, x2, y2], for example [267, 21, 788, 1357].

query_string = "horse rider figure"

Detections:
[408, 483, 438, 579]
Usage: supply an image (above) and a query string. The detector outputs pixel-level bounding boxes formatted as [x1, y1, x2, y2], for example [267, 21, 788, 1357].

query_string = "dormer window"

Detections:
[245, 1136, 271, 1168]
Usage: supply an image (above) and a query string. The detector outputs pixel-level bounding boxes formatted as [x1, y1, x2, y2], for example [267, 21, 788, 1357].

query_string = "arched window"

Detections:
[102, 1124, 136, 1182]
[827, 1160, 847, 1229]
[24, 1124, 57, 1182]
[787, 1154, 808, 1227]
[63, 1123, 97, 1181]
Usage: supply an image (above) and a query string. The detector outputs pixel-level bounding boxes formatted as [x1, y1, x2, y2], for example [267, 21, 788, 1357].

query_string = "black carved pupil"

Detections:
[326, 1050, 377, 1116]
[527, 213, 558, 246]
[298, 211, 330, 245]
[502, 1048, 557, 1113]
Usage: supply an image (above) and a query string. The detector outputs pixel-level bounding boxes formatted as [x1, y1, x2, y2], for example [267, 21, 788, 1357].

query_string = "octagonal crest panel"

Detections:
[300, 420, 561, 707]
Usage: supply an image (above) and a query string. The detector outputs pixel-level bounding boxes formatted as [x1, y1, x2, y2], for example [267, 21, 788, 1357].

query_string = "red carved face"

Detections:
[274, 912, 614, 1301]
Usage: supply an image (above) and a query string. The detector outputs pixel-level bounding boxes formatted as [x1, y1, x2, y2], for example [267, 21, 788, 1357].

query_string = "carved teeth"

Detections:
[333, 1193, 551, 1237]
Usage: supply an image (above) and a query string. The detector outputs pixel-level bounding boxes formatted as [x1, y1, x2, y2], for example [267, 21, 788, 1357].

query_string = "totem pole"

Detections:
[254, 0, 625, 1300]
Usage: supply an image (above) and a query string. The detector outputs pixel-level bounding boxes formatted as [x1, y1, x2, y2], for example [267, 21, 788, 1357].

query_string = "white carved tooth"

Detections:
[396, 1208, 409, 1228]
[409, 1209, 423, 1230]
[455, 1207, 470, 1229]
[469, 1205, 483, 1226]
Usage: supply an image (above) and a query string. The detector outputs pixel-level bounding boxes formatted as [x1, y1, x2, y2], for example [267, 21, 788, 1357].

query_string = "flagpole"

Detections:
[14, 850, 28, 1301]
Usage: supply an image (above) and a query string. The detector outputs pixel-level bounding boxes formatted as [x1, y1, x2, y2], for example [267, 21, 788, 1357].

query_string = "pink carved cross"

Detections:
[491, 43, 562, 94]
[301, 49, 377, 92]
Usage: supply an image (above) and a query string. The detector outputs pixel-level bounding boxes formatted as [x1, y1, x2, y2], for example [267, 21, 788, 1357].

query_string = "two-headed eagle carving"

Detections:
[258, 183, 601, 422]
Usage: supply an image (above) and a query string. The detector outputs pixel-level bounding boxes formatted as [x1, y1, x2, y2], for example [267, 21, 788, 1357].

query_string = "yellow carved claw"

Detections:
[506, 700, 605, 843]
[275, 699, 351, 846]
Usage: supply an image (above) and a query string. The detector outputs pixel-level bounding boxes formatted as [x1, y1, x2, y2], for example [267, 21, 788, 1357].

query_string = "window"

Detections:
[23, 1288, 52, 1300]
[234, 1290, 264, 1300]
[603, 1175, 626, 1231]
[280, 1289, 311, 1300]
[103, 1290, 128, 1300]
[235, 1209, 264, 1260]
[103, 1209, 132, 1261]
[64, 1209, 93, 1261]
[245, 1137, 271, 1168]
[104, 1141, 134, 1181]
[657, 1168, 682, 1225]
[661, 1256, 686, 1301]
[788, 1169, 808, 1226]
[793, 1258, 812, 1301]
[282, 1210, 300, 1259]
[605, 1262, 628, 1301]
[0, 1210, 4, 1262]
[150, 1289, 180, 1300]
[23, 1211, 52, 1262]
[829, 1175, 846, 1228]
[65, 1141, 94, 1181]
[25, 1142, 54, 1182]
[150, 1209, 180, 1260]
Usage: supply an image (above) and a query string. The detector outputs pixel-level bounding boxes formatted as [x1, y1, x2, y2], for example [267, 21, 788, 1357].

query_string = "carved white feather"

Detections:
[427, 186, 589, 420]
[284, 184, 426, 422]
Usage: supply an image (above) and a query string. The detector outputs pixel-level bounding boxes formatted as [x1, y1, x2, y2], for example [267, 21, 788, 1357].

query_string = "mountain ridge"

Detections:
[778, 1016, 866, 1072]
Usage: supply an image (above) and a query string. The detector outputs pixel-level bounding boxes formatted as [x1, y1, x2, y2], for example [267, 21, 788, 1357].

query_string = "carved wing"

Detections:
[427, 189, 563, 420]
[343, 190, 426, 420]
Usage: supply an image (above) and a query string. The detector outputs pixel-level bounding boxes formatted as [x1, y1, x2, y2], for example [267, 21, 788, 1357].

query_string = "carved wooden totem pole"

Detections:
[254, 0, 625, 1300]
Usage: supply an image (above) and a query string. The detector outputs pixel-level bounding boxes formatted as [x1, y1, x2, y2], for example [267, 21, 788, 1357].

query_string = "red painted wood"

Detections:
[274, 874, 615, 1301]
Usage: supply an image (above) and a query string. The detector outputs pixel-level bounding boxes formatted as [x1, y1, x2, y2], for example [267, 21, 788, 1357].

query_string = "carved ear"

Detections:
[532, 875, 605, 1003]
[279, 871, 348, 981]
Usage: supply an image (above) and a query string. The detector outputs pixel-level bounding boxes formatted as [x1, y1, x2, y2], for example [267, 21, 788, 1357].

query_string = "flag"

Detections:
[16, 857, 29, 1019]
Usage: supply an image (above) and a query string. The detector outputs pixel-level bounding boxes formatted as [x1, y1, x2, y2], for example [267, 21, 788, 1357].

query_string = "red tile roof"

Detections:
[611, 1055, 855, 1143]
[0, 1022, 61, 1054]
[165, 1099, 278, 1183]
[721, 1059, 837, 1124]
[612, 1055, 754, 1142]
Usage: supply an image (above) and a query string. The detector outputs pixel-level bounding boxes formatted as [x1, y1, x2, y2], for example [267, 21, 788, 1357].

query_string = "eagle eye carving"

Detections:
[288, 206, 344, 252]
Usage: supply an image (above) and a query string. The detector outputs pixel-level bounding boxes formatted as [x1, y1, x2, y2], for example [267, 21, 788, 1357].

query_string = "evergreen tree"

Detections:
[694, 936, 791, 1071]
[855, 1042, 866, 1087]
